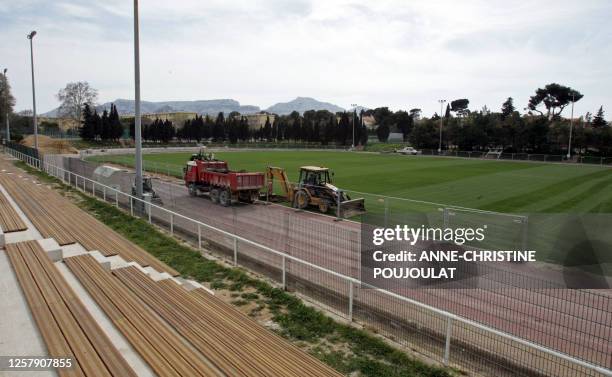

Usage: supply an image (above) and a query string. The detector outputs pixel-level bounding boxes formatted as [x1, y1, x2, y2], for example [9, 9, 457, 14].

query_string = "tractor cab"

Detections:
[298, 166, 333, 188]
[132, 175, 163, 205]
[142, 176, 154, 192]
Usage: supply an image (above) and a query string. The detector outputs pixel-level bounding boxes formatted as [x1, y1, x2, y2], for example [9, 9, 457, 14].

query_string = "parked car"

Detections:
[396, 146, 420, 155]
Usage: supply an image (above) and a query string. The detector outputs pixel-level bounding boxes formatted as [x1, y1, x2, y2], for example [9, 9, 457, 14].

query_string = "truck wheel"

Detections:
[293, 190, 309, 209]
[188, 184, 198, 197]
[210, 188, 220, 204]
[220, 189, 231, 207]
[318, 200, 330, 213]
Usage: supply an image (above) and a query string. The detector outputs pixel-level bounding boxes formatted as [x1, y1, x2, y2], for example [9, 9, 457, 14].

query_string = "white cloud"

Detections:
[1, 0, 610, 118]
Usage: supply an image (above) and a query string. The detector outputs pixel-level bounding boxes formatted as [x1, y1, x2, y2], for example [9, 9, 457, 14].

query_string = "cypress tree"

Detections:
[592, 106, 607, 128]
[80, 103, 95, 140]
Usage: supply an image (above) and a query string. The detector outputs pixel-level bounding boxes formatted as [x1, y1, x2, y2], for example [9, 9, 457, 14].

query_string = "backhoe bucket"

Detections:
[339, 197, 366, 218]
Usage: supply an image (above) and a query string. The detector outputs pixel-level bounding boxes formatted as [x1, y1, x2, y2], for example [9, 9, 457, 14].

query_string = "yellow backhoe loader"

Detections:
[265, 166, 366, 218]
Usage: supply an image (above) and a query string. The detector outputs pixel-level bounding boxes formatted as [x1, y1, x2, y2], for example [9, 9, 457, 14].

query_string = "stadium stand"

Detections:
[5, 241, 137, 377]
[0, 166, 178, 276]
[0, 190, 27, 232]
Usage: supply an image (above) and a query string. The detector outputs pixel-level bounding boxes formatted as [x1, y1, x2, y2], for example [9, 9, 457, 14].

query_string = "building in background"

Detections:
[237, 112, 276, 131]
[120, 112, 198, 128]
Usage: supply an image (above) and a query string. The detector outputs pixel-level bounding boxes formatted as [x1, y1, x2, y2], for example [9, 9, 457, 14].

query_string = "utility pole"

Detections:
[133, 0, 143, 200]
[567, 93, 575, 161]
[27, 31, 38, 149]
[1, 69, 9, 142]
[351, 103, 357, 148]
[438, 99, 446, 154]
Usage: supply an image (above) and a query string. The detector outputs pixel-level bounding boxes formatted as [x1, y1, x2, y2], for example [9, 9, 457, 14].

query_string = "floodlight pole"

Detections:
[566, 93, 575, 161]
[438, 99, 446, 154]
[27, 31, 38, 149]
[133, 0, 143, 199]
[2, 69, 9, 142]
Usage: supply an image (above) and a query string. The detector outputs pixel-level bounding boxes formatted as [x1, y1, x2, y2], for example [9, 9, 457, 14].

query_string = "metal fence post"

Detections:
[170, 213, 174, 235]
[348, 281, 354, 322]
[521, 216, 529, 252]
[103, 186, 106, 201]
[92, 181, 95, 196]
[198, 224, 202, 249]
[233, 237, 238, 265]
[148, 203, 152, 223]
[130, 197, 133, 216]
[115, 191, 119, 208]
[336, 189, 342, 221]
[282, 255, 286, 290]
[444, 317, 453, 365]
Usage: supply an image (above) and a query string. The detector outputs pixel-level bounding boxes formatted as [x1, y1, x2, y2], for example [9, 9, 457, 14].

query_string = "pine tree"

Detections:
[213, 112, 225, 141]
[100, 109, 110, 140]
[592, 106, 607, 128]
[376, 123, 390, 142]
[501, 97, 515, 119]
[80, 103, 95, 140]
[337, 113, 350, 145]
[111, 104, 124, 140]
[129, 118, 135, 140]
[263, 116, 272, 141]
[359, 124, 368, 146]
[92, 110, 102, 140]
[203, 115, 213, 140]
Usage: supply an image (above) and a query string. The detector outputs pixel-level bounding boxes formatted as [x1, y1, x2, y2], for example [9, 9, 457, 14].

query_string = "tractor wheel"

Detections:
[239, 190, 258, 204]
[219, 189, 231, 207]
[318, 200, 330, 213]
[210, 188, 220, 204]
[188, 184, 198, 197]
[293, 190, 309, 209]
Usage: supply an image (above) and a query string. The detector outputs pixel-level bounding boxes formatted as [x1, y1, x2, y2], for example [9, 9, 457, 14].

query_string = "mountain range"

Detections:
[42, 97, 349, 117]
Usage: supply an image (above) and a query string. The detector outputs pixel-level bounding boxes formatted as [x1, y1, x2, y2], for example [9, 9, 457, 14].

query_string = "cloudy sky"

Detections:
[1, 0, 610, 117]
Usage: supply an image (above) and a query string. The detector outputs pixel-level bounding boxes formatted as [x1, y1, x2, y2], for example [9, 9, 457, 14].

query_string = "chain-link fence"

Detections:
[415, 149, 612, 166]
[5, 147, 612, 377]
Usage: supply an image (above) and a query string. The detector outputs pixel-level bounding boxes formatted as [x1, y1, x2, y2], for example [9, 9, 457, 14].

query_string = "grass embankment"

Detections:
[15, 160, 453, 377]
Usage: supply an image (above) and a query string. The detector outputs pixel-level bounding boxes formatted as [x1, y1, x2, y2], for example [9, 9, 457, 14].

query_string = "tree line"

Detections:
[142, 110, 369, 146]
[80, 103, 123, 141]
[120, 97, 609, 156]
[405, 101, 610, 155]
[3, 78, 610, 155]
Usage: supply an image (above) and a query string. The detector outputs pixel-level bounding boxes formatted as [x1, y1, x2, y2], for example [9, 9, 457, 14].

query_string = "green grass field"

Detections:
[89, 150, 612, 214]
[88, 150, 612, 271]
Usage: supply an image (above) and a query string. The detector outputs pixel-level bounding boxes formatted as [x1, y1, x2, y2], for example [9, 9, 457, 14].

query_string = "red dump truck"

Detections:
[183, 153, 264, 206]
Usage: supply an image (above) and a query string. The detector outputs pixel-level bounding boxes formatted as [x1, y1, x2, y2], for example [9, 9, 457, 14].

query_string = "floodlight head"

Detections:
[2, 68, 6, 75]
[27, 31, 37, 39]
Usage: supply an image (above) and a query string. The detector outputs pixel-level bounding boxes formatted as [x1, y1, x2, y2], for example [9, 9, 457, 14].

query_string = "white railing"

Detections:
[4, 147, 611, 377]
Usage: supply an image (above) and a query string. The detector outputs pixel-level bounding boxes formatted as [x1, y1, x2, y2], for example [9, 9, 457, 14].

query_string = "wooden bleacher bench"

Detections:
[0, 164, 178, 276]
[65, 254, 221, 377]
[0, 190, 27, 232]
[5, 240, 137, 377]
[113, 266, 342, 377]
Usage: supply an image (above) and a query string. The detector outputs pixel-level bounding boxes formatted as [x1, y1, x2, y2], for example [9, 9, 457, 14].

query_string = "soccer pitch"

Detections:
[89, 150, 612, 214]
